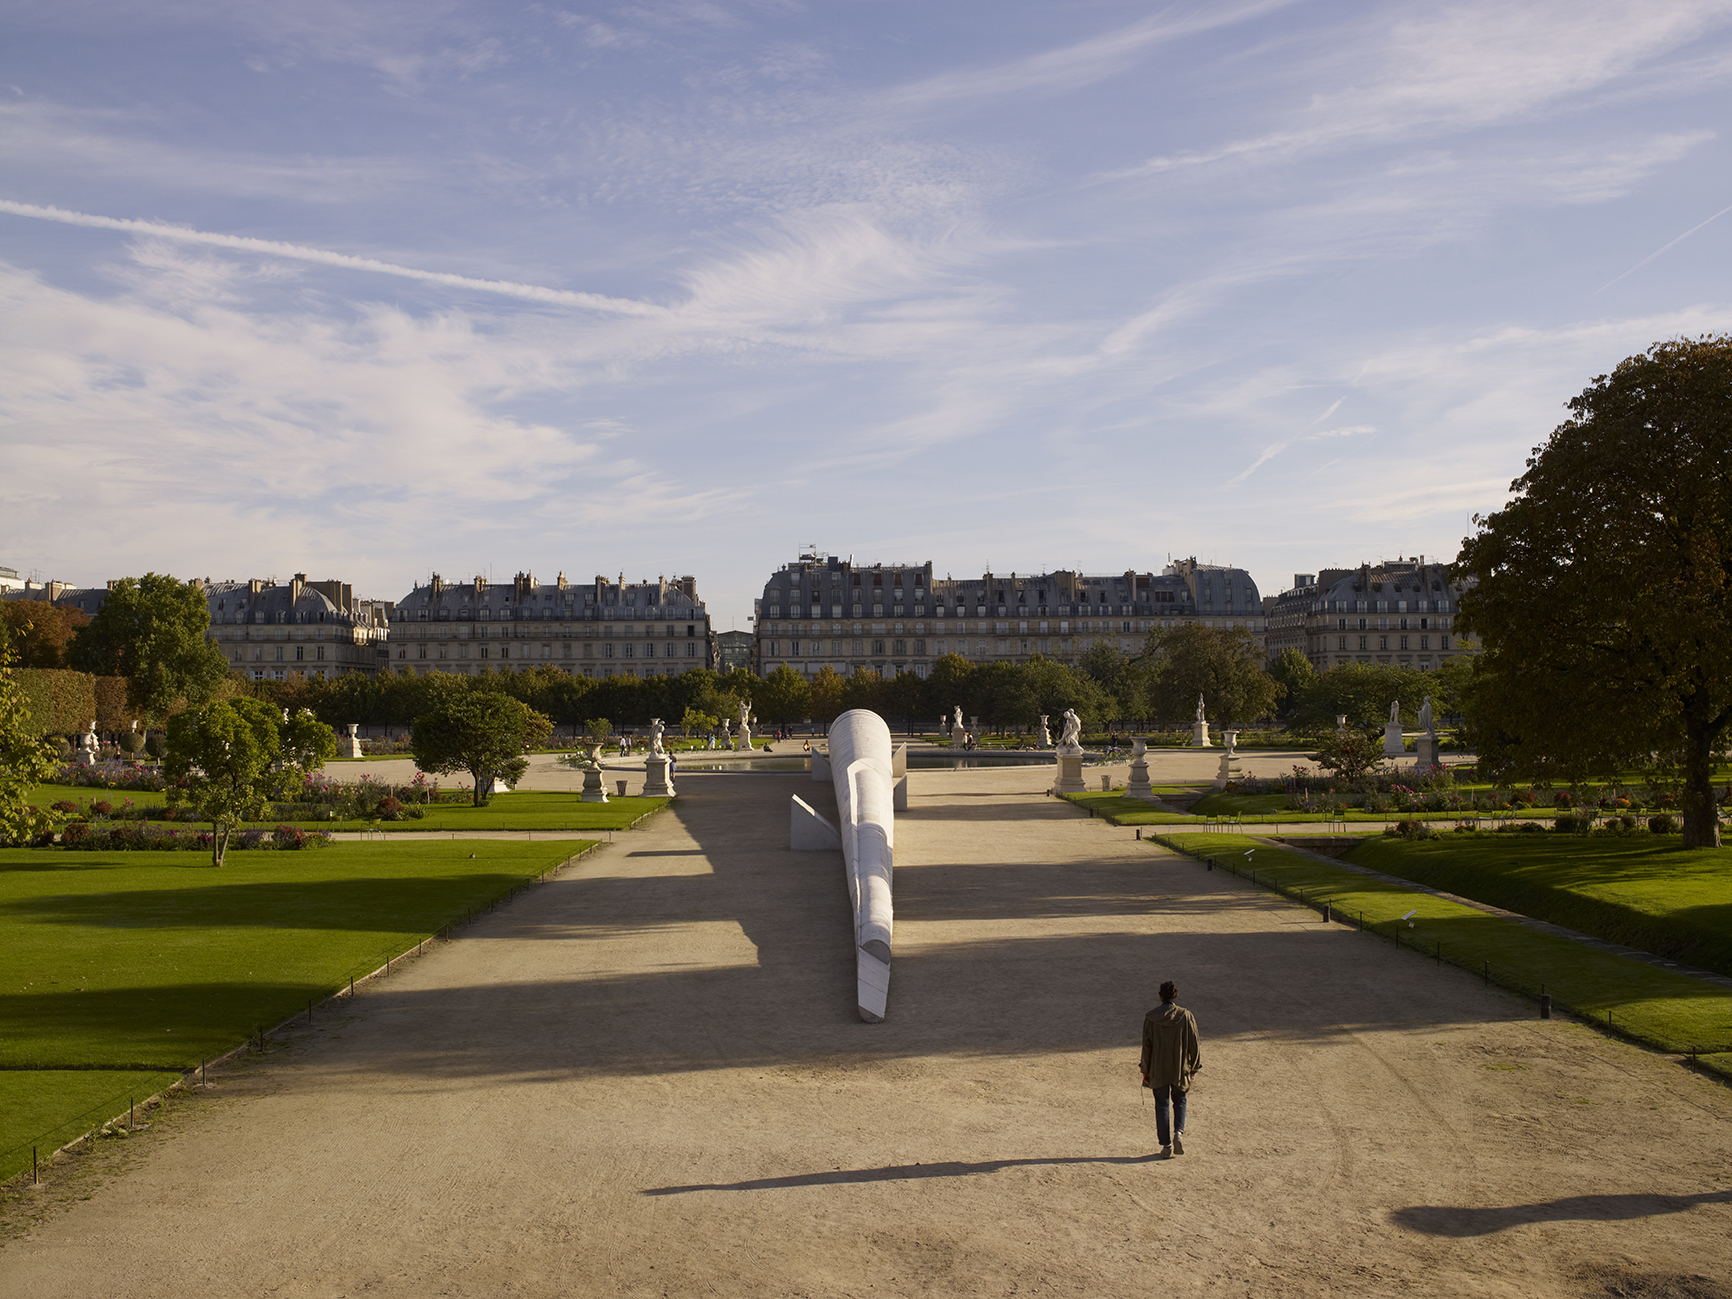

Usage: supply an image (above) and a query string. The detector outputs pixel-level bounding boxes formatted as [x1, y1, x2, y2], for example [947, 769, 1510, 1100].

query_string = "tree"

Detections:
[411, 692, 552, 806]
[1456, 335, 1732, 847]
[1267, 647, 1318, 721]
[1287, 663, 1430, 737]
[1141, 624, 1278, 728]
[0, 602, 90, 669]
[1079, 643, 1137, 718]
[807, 666, 846, 723]
[164, 698, 337, 866]
[925, 654, 974, 726]
[1307, 728, 1383, 783]
[754, 665, 812, 724]
[679, 706, 715, 739]
[68, 573, 229, 718]
[0, 649, 62, 845]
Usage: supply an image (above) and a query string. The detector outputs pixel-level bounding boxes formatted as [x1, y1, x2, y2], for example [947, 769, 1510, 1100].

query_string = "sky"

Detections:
[3, 0, 1732, 628]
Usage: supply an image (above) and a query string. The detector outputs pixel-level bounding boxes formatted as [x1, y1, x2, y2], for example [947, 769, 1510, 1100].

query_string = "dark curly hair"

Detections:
[1159, 980, 1177, 1003]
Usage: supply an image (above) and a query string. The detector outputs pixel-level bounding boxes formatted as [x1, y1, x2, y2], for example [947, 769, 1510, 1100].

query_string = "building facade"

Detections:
[715, 629, 753, 674]
[388, 572, 713, 678]
[1263, 557, 1472, 672]
[204, 574, 391, 681]
[751, 553, 1263, 678]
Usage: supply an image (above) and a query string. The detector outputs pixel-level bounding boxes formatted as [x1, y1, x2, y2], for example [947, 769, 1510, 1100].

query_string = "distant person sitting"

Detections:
[1140, 980, 1202, 1158]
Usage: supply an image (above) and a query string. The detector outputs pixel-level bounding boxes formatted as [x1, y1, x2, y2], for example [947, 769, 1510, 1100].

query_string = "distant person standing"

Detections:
[1141, 980, 1202, 1157]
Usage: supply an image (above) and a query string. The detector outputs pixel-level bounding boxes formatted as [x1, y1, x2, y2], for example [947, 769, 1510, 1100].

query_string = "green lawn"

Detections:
[28, 786, 666, 834]
[278, 791, 667, 833]
[0, 839, 590, 1180]
[1348, 835, 1732, 982]
[1152, 832, 1732, 1075]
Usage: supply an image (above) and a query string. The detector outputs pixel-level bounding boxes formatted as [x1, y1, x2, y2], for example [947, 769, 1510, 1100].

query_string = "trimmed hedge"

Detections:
[14, 670, 133, 735]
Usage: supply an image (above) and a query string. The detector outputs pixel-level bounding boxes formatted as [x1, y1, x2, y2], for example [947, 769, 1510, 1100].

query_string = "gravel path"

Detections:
[4, 766, 1728, 1297]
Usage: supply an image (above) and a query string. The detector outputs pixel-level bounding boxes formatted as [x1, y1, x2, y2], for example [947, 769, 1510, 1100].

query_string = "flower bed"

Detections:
[52, 761, 168, 793]
[57, 822, 332, 852]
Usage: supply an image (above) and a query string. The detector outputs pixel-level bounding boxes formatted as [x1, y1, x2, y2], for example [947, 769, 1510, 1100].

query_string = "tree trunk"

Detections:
[1681, 713, 1722, 849]
[212, 821, 229, 867]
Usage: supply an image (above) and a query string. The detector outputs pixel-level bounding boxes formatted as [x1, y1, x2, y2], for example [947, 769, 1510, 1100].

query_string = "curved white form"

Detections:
[828, 708, 896, 1022]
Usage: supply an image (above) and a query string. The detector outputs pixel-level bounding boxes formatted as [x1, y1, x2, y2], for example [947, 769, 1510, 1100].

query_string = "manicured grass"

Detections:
[1347, 835, 1732, 982]
[1152, 832, 1732, 1072]
[279, 791, 667, 833]
[28, 786, 667, 833]
[0, 839, 590, 1179]
[0, 1071, 184, 1179]
[1190, 792, 1289, 815]
[26, 783, 167, 809]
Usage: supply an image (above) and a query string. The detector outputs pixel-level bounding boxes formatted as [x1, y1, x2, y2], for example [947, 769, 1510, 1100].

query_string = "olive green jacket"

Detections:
[1140, 1002, 1202, 1090]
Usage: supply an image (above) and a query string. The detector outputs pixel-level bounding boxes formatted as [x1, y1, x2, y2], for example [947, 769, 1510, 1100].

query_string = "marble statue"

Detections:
[1037, 714, 1052, 747]
[1196, 693, 1206, 723]
[952, 706, 963, 732]
[1389, 699, 1401, 724]
[1059, 708, 1083, 752]
[75, 721, 100, 766]
[1418, 696, 1433, 733]
[648, 717, 666, 755]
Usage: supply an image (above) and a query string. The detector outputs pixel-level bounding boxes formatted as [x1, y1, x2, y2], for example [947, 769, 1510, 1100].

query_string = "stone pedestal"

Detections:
[1192, 720, 1211, 748]
[1212, 732, 1243, 791]
[950, 725, 966, 747]
[1383, 722, 1405, 757]
[1125, 739, 1155, 800]
[579, 762, 609, 803]
[1414, 733, 1438, 771]
[1037, 716, 1052, 747]
[342, 723, 363, 759]
[643, 753, 674, 797]
[737, 723, 753, 752]
[1052, 750, 1086, 794]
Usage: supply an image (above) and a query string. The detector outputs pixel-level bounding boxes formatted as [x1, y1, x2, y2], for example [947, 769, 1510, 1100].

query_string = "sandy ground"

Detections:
[4, 766, 1728, 1298]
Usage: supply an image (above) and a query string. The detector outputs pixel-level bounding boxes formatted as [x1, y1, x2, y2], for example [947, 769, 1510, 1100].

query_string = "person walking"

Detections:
[1141, 980, 1202, 1157]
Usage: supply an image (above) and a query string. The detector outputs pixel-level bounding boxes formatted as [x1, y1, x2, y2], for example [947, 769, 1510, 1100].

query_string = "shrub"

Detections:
[144, 732, 166, 759]
[1553, 790, 1575, 808]
[1387, 819, 1438, 840]
[50, 799, 79, 814]
[1553, 814, 1590, 834]
[60, 821, 90, 844]
[91, 799, 112, 816]
[377, 796, 404, 820]
[48, 735, 73, 761]
[271, 825, 310, 849]
[1648, 814, 1678, 834]
[118, 730, 146, 754]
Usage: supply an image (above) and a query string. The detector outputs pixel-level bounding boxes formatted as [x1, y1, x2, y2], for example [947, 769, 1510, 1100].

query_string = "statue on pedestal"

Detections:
[648, 717, 666, 756]
[1191, 695, 1211, 749]
[1418, 696, 1433, 734]
[1037, 714, 1051, 747]
[1058, 708, 1083, 753]
[736, 701, 754, 751]
[75, 721, 100, 766]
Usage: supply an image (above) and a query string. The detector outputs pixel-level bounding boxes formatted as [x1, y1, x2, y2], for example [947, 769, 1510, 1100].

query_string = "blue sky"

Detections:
[3, 0, 1731, 626]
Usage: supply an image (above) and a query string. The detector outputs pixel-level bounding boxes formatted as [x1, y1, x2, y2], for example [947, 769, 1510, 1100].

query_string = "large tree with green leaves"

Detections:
[0, 649, 63, 845]
[164, 699, 338, 866]
[0, 602, 91, 669]
[1141, 624, 1278, 728]
[68, 573, 229, 718]
[1457, 335, 1732, 848]
[1286, 663, 1431, 737]
[754, 665, 812, 723]
[411, 691, 552, 805]
[1267, 647, 1319, 722]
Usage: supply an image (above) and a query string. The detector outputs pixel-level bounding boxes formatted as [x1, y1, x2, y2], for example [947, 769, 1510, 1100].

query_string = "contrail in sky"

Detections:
[1595, 199, 1732, 295]
[0, 198, 659, 315]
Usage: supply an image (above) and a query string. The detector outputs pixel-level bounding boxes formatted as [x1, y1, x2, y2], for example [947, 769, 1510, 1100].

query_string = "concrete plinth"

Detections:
[1414, 735, 1438, 771]
[1384, 723, 1405, 757]
[1052, 750, 1086, 794]
[643, 753, 675, 797]
[1192, 721, 1211, 748]
[1125, 742, 1154, 800]
[579, 764, 609, 803]
[789, 795, 840, 850]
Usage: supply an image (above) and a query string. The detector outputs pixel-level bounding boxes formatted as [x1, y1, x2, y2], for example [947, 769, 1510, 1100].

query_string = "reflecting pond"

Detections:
[671, 752, 1068, 773]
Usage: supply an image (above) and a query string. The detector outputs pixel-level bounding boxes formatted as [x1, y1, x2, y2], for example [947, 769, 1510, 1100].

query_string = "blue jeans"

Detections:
[1153, 1085, 1187, 1147]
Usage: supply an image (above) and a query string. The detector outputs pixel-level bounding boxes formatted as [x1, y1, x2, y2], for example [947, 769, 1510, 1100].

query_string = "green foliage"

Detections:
[1078, 643, 1139, 717]
[1287, 663, 1431, 736]
[1267, 647, 1319, 719]
[925, 653, 975, 720]
[68, 573, 229, 718]
[12, 668, 97, 736]
[585, 716, 613, 743]
[164, 698, 337, 866]
[754, 664, 811, 723]
[807, 665, 845, 722]
[411, 691, 553, 806]
[1307, 727, 1384, 781]
[1141, 623, 1279, 727]
[1457, 335, 1732, 847]
[0, 600, 90, 668]
[0, 650, 63, 844]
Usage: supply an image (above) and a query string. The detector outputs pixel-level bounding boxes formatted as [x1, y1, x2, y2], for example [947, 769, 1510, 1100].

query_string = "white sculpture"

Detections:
[1389, 699, 1401, 725]
[826, 709, 898, 1022]
[648, 717, 666, 755]
[736, 702, 754, 751]
[1059, 708, 1083, 752]
[75, 721, 100, 766]
[1418, 696, 1433, 733]
[1037, 714, 1052, 747]
[1196, 693, 1207, 723]
[952, 706, 963, 731]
